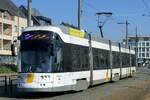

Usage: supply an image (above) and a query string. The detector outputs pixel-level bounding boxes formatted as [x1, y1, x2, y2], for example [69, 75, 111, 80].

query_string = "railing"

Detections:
[0, 39, 2, 50]
[3, 13, 14, 21]
[0, 12, 2, 18]
[0, 74, 17, 86]
[0, 74, 17, 96]
[0, 23, 2, 35]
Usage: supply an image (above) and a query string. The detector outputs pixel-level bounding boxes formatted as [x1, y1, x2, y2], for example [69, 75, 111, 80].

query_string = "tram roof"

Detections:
[23, 25, 134, 50]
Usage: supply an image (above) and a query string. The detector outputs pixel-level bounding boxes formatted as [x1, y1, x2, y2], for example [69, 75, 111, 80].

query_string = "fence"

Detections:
[0, 74, 17, 86]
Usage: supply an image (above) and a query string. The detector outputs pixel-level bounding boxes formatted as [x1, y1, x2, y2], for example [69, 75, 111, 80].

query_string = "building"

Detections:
[128, 35, 150, 67]
[19, 5, 52, 26]
[0, 0, 27, 64]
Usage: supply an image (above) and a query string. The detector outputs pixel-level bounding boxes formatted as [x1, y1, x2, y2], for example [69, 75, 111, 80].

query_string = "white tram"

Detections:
[16, 24, 136, 92]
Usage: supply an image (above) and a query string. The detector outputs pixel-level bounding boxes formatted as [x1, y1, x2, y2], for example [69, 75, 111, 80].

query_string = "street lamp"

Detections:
[118, 20, 130, 47]
[142, 14, 150, 17]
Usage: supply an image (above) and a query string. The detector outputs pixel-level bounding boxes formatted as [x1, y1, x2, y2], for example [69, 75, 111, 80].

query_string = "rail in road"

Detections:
[0, 68, 150, 100]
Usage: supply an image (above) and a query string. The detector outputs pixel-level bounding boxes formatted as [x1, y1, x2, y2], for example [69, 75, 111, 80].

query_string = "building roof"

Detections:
[19, 5, 40, 25]
[35, 16, 51, 24]
[19, 5, 52, 26]
[0, 0, 26, 18]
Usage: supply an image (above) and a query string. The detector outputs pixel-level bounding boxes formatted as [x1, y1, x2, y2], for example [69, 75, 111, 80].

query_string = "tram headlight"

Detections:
[40, 75, 50, 79]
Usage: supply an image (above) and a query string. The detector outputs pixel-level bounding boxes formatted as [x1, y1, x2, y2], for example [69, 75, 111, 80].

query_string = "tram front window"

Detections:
[20, 31, 53, 73]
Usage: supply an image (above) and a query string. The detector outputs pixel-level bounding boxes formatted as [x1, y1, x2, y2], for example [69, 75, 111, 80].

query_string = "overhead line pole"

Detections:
[125, 20, 129, 47]
[78, 0, 82, 30]
[135, 26, 138, 68]
[27, 0, 32, 27]
[118, 20, 130, 47]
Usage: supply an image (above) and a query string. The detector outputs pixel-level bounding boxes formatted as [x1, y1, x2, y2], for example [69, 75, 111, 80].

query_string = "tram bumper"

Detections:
[17, 73, 54, 92]
[18, 82, 53, 92]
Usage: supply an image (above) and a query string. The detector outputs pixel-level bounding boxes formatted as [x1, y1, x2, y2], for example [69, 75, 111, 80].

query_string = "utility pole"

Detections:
[27, 0, 32, 27]
[125, 21, 129, 47]
[118, 20, 130, 47]
[135, 26, 138, 68]
[88, 34, 93, 86]
[78, 0, 82, 30]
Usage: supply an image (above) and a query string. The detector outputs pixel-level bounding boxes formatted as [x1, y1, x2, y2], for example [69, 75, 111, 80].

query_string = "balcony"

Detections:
[0, 39, 2, 50]
[0, 11, 2, 18]
[3, 23, 12, 36]
[3, 11, 14, 21]
[0, 23, 2, 35]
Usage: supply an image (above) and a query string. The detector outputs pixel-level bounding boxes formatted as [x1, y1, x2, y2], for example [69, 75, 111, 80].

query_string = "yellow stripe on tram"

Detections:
[104, 69, 109, 82]
[26, 73, 34, 83]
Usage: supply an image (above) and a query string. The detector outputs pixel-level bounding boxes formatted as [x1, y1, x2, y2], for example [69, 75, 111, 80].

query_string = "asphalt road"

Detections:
[0, 67, 150, 100]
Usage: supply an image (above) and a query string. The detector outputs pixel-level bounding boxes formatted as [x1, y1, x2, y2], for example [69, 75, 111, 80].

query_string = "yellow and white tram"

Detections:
[16, 24, 136, 92]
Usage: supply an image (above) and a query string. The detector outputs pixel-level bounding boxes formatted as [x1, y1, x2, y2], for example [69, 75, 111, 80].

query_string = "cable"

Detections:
[141, 0, 150, 13]
[83, 1, 99, 12]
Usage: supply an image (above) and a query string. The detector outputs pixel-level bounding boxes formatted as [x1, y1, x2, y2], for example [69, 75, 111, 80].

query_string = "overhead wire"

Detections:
[83, 1, 99, 12]
[81, 1, 99, 27]
[141, 0, 150, 13]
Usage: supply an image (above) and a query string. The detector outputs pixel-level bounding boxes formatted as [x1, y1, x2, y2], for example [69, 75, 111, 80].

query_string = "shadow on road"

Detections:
[0, 85, 77, 99]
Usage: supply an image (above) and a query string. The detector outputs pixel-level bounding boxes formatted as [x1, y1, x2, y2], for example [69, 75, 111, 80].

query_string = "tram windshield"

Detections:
[20, 31, 53, 73]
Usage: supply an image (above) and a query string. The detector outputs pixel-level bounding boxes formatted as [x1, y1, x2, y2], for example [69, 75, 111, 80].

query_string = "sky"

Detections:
[12, 0, 150, 42]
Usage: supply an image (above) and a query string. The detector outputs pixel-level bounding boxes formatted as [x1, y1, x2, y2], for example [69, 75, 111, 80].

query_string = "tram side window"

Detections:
[126, 54, 130, 67]
[93, 48, 100, 70]
[62, 44, 72, 72]
[71, 45, 81, 71]
[99, 49, 109, 69]
[71, 45, 89, 72]
[80, 47, 89, 71]
[122, 53, 127, 67]
[112, 52, 120, 68]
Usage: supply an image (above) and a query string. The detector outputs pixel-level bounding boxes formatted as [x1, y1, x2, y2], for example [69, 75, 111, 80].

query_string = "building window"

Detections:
[146, 48, 149, 52]
[14, 25, 18, 32]
[21, 27, 24, 31]
[138, 42, 141, 47]
[142, 42, 145, 47]
[3, 40, 11, 50]
[146, 53, 149, 58]
[142, 53, 145, 57]
[0, 11, 2, 18]
[146, 42, 150, 46]
[142, 48, 145, 52]
[139, 53, 141, 57]
[139, 48, 141, 52]
[3, 23, 12, 36]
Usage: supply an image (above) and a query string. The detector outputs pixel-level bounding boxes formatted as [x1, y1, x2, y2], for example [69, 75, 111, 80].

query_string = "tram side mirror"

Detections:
[17, 36, 21, 40]
[11, 44, 16, 56]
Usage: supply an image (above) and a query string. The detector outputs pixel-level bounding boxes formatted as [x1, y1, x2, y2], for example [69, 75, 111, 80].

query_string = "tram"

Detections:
[15, 24, 136, 92]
